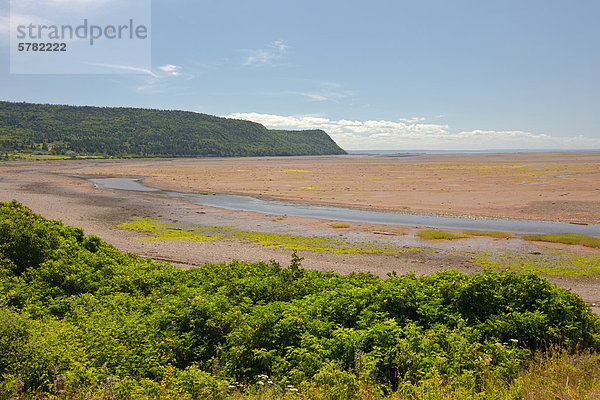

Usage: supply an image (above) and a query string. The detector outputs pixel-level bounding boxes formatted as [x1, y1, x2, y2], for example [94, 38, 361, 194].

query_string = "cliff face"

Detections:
[0, 101, 346, 157]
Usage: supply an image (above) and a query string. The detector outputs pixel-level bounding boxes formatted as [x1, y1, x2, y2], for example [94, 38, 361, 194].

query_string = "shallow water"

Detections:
[89, 177, 160, 192]
[88, 176, 600, 235]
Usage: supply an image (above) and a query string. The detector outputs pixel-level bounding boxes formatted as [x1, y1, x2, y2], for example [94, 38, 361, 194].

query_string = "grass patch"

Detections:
[117, 217, 224, 241]
[516, 347, 600, 400]
[466, 247, 600, 277]
[464, 230, 515, 239]
[473, 259, 600, 277]
[1, 152, 106, 161]
[522, 233, 600, 249]
[418, 230, 468, 240]
[117, 216, 174, 232]
[235, 230, 409, 254]
[118, 217, 412, 254]
[330, 223, 350, 229]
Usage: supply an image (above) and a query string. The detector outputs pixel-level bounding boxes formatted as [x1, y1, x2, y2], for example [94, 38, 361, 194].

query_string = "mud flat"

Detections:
[0, 152, 599, 314]
[55, 151, 600, 223]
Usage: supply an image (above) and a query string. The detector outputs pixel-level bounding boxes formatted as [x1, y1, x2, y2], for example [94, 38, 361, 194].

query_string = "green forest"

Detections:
[1, 200, 599, 399]
[0, 102, 346, 158]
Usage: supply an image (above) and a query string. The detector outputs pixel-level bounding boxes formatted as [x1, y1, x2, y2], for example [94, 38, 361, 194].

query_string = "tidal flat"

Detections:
[1, 152, 599, 314]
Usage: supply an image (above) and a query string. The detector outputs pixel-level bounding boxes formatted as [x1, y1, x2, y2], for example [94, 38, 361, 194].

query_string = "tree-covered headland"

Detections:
[0, 101, 346, 158]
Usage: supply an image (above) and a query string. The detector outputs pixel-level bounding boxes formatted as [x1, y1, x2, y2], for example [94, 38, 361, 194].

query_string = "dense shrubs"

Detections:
[0, 200, 598, 398]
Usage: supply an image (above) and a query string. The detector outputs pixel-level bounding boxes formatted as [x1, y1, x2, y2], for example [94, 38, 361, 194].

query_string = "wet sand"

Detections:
[0, 153, 598, 314]
[54, 152, 600, 223]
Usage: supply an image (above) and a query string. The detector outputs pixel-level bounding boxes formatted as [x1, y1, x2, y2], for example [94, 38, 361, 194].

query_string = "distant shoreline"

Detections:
[346, 149, 600, 154]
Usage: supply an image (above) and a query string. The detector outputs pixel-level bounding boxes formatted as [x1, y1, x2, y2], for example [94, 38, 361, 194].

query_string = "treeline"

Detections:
[0, 201, 599, 398]
[0, 101, 346, 158]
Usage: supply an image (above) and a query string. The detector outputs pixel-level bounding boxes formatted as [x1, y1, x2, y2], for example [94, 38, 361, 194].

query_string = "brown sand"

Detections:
[0, 153, 598, 314]
[53, 152, 600, 223]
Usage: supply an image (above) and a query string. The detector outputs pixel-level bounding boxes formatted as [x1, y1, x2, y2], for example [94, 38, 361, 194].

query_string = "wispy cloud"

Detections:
[242, 40, 290, 66]
[135, 64, 194, 94]
[224, 112, 599, 150]
[46, 0, 117, 6]
[0, 11, 9, 40]
[287, 89, 354, 103]
[94, 63, 195, 94]
[285, 92, 325, 101]
[157, 64, 182, 76]
[0, 9, 51, 44]
[16, 0, 120, 14]
[88, 63, 157, 77]
[279, 80, 355, 103]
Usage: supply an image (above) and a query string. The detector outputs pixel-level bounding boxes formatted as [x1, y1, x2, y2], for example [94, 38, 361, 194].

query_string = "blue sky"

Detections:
[1, 0, 599, 150]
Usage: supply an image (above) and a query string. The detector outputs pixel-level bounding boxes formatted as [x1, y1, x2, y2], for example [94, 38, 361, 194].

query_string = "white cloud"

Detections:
[157, 64, 182, 76]
[1, 10, 52, 44]
[46, 0, 117, 5]
[91, 63, 193, 94]
[88, 63, 157, 77]
[272, 80, 355, 103]
[135, 64, 194, 94]
[0, 12, 9, 39]
[16, 0, 119, 14]
[243, 40, 290, 66]
[287, 88, 355, 103]
[224, 112, 600, 150]
[288, 92, 329, 102]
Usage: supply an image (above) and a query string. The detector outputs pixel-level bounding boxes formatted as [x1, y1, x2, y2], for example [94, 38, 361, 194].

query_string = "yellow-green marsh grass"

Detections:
[3, 152, 105, 160]
[118, 217, 412, 254]
[463, 230, 515, 239]
[117, 217, 224, 241]
[468, 247, 600, 277]
[418, 230, 468, 240]
[522, 233, 600, 249]
[330, 223, 350, 229]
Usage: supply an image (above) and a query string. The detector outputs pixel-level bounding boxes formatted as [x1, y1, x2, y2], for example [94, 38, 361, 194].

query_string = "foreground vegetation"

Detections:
[1, 200, 600, 399]
[0, 101, 346, 158]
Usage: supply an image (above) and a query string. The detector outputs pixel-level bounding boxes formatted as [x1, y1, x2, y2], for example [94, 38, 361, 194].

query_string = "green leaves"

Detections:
[0, 200, 599, 397]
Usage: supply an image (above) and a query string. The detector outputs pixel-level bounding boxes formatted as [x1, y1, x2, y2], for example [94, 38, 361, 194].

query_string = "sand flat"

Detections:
[53, 152, 600, 223]
[1, 152, 599, 314]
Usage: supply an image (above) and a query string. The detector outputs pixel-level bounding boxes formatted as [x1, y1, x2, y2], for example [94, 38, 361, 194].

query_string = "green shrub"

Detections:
[0, 200, 598, 398]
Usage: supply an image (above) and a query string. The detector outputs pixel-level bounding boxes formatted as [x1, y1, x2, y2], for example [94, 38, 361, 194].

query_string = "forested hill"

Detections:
[0, 101, 346, 158]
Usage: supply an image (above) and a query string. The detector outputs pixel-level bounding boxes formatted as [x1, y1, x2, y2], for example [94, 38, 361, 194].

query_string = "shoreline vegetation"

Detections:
[0, 101, 346, 159]
[522, 233, 600, 249]
[1, 200, 599, 399]
[116, 217, 600, 278]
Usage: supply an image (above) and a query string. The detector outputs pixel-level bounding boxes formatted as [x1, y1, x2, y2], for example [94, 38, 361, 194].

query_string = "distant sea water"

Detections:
[346, 149, 598, 154]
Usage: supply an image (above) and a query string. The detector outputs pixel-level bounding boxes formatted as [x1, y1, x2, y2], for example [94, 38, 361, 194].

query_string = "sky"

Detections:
[1, 0, 599, 151]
